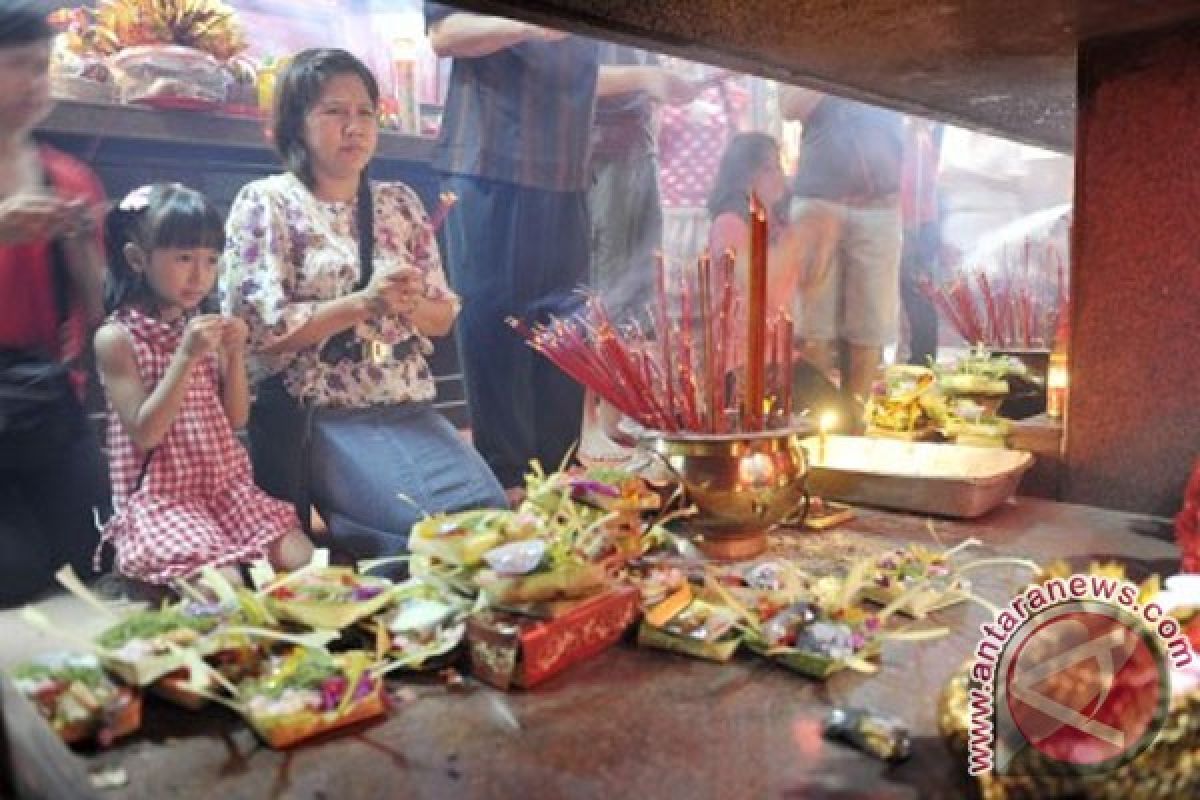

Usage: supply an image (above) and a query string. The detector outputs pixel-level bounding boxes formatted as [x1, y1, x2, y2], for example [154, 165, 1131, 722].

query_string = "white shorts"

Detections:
[791, 196, 903, 347]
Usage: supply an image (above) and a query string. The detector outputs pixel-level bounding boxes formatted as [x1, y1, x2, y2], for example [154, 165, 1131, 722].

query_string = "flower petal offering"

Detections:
[237, 648, 386, 749]
[9, 652, 141, 746]
[263, 567, 395, 631]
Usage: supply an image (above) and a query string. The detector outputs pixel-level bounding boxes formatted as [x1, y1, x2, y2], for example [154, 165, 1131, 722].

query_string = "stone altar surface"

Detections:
[5, 499, 1179, 800]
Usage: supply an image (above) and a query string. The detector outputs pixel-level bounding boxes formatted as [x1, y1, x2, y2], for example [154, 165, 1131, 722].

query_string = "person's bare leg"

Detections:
[267, 529, 315, 572]
[844, 343, 883, 430]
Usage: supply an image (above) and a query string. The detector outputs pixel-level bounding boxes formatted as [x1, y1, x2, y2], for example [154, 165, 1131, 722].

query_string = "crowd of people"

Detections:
[0, 2, 1067, 605]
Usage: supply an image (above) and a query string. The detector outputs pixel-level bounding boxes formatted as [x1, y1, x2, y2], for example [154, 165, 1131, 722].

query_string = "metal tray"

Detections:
[801, 435, 1034, 519]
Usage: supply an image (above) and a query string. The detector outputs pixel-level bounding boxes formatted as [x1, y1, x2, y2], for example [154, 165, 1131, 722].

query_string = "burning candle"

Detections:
[818, 410, 837, 465]
[1046, 353, 1068, 419]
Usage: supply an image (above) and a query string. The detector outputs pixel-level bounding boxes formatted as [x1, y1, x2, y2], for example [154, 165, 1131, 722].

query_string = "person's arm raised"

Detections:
[429, 13, 566, 59]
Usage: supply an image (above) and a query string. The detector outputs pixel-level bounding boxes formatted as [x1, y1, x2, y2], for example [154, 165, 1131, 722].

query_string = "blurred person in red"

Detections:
[0, 1, 110, 605]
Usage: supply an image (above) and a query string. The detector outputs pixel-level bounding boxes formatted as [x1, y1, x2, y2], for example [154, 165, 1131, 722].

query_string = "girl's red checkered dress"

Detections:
[98, 308, 297, 584]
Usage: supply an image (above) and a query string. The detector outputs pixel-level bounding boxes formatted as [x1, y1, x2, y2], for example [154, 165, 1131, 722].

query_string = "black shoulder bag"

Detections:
[0, 155, 87, 471]
[0, 235, 82, 472]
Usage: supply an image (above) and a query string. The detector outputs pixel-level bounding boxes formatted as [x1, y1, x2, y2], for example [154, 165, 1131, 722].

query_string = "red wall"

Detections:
[1067, 24, 1200, 515]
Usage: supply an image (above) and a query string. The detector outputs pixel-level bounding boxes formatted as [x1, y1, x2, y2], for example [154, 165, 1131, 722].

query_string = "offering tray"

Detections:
[803, 435, 1033, 519]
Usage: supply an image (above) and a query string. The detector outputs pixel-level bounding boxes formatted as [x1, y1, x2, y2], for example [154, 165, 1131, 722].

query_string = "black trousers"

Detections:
[0, 402, 109, 606]
[441, 174, 589, 488]
[900, 221, 941, 366]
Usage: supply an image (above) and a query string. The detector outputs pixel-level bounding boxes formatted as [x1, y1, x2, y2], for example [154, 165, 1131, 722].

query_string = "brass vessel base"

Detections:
[694, 531, 768, 561]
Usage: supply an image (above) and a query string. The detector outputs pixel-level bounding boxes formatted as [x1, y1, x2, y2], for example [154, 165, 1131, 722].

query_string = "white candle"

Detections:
[818, 411, 837, 464]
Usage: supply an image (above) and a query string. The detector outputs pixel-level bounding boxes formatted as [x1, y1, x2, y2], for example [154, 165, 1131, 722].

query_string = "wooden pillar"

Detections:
[1066, 23, 1200, 515]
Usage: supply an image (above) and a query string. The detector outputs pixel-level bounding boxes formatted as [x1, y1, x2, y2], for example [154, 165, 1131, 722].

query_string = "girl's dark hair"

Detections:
[104, 184, 225, 313]
[706, 132, 781, 220]
[272, 48, 380, 288]
[0, 2, 55, 48]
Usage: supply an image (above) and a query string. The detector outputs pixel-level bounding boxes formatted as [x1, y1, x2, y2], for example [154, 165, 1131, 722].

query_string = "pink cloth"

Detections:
[658, 84, 748, 208]
[99, 307, 295, 584]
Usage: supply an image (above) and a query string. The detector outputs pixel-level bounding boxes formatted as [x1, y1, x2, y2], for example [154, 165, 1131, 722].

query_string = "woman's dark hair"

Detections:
[0, 2, 55, 48]
[272, 48, 380, 288]
[104, 184, 226, 313]
[706, 132, 781, 220]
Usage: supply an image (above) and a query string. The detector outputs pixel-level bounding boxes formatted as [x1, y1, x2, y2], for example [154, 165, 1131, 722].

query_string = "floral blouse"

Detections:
[221, 173, 459, 408]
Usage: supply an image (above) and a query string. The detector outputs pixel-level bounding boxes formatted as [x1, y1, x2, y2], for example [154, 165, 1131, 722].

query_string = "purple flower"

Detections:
[352, 675, 375, 702]
[569, 479, 620, 498]
[351, 586, 383, 602]
[319, 676, 347, 711]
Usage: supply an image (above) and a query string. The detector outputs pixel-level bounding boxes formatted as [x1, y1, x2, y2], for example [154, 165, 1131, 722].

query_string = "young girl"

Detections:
[95, 184, 313, 587]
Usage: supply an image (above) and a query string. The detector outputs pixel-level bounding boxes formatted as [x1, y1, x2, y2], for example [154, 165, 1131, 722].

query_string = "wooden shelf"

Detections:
[38, 99, 435, 163]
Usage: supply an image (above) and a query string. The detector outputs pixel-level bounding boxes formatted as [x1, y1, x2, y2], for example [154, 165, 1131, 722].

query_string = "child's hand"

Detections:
[219, 316, 249, 356]
[181, 315, 226, 359]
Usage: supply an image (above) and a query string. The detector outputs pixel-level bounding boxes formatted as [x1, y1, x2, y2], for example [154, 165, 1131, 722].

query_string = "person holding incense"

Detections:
[0, 3, 111, 606]
[221, 49, 506, 561]
[780, 87, 904, 423]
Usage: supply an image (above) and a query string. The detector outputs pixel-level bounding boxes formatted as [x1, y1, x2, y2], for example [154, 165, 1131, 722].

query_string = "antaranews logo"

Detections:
[966, 573, 1195, 776]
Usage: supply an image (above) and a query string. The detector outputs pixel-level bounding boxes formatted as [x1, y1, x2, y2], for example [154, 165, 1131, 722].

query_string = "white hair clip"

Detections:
[117, 185, 155, 212]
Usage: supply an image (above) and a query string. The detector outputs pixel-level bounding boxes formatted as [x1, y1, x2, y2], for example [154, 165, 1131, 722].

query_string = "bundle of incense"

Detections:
[920, 238, 1066, 348]
[427, 191, 458, 233]
[508, 299, 675, 432]
[698, 254, 717, 433]
[655, 254, 675, 424]
[677, 264, 701, 430]
[511, 199, 781, 435]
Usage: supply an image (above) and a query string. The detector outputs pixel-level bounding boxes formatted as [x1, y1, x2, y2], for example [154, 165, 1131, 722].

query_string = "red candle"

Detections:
[745, 194, 768, 431]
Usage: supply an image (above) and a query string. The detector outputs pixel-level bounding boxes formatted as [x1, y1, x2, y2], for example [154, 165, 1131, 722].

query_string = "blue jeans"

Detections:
[441, 174, 589, 487]
[249, 379, 505, 560]
[308, 403, 506, 560]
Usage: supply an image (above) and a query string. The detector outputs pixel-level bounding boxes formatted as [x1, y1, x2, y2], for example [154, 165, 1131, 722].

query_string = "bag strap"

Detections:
[353, 173, 374, 291]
